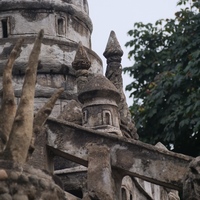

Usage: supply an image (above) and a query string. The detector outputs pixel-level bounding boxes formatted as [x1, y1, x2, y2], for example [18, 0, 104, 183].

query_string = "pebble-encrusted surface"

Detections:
[0, 161, 66, 200]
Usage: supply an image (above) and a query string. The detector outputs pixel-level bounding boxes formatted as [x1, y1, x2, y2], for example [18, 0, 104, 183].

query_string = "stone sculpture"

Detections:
[0, 1, 198, 200]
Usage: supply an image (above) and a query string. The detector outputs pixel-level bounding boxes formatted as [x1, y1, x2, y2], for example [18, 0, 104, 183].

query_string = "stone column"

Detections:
[83, 144, 115, 200]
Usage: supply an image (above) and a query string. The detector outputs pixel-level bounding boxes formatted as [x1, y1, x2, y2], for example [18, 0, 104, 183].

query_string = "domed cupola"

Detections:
[0, 0, 102, 117]
[78, 74, 123, 136]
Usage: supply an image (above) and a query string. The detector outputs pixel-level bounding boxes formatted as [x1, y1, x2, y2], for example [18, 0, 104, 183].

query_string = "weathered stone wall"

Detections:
[0, 11, 91, 47]
[0, 0, 103, 117]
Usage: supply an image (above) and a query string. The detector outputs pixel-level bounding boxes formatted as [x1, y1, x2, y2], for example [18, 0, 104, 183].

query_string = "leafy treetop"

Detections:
[124, 0, 200, 156]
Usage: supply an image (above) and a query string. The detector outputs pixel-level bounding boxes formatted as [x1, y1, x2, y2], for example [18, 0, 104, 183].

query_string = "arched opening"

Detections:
[121, 188, 127, 200]
[1, 19, 8, 38]
[103, 110, 112, 125]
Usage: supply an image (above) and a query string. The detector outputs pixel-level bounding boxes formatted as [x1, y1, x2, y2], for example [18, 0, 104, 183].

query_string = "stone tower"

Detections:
[0, 0, 102, 116]
[72, 42, 122, 136]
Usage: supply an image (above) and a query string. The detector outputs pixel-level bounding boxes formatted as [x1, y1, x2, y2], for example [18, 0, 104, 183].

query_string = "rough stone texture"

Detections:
[0, 160, 66, 200]
[0, 170, 8, 180]
[57, 100, 82, 125]
[104, 31, 138, 140]
[56, 169, 87, 198]
[27, 127, 50, 171]
[120, 146, 180, 200]
[0, 0, 196, 199]
[0, 0, 103, 120]
[46, 118, 192, 190]
[0, 0, 92, 39]
[183, 156, 200, 200]
[72, 42, 91, 93]
[78, 74, 122, 136]
[72, 42, 91, 71]
[83, 144, 114, 200]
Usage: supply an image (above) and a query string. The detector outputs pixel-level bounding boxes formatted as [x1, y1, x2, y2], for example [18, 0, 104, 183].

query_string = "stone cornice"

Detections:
[0, 0, 93, 32]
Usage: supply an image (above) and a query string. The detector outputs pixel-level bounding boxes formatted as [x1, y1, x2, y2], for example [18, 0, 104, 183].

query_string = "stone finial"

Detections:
[104, 31, 138, 140]
[103, 30, 123, 60]
[72, 42, 91, 71]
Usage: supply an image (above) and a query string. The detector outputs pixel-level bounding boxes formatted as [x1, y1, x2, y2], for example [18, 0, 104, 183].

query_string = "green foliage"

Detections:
[124, 0, 200, 156]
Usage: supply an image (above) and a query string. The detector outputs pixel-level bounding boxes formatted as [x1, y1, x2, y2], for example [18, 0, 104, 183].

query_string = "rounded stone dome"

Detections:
[78, 74, 121, 104]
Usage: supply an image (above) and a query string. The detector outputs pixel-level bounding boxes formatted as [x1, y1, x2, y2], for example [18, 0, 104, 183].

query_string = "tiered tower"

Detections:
[0, 0, 102, 116]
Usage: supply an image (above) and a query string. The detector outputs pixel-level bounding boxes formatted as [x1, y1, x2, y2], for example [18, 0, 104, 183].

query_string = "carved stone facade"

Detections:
[0, 0, 102, 117]
[0, 0, 195, 200]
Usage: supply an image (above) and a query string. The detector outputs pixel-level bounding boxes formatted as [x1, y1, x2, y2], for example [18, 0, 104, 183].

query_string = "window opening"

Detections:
[83, 110, 88, 124]
[103, 110, 112, 125]
[1, 19, 8, 38]
[57, 18, 64, 35]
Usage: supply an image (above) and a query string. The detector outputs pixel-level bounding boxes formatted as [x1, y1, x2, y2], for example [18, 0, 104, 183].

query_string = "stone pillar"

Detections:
[112, 169, 124, 200]
[183, 156, 200, 199]
[83, 144, 115, 200]
[103, 31, 138, 140]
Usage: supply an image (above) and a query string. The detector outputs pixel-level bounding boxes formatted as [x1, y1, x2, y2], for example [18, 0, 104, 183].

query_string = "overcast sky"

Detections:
[87, 0, 179, 105]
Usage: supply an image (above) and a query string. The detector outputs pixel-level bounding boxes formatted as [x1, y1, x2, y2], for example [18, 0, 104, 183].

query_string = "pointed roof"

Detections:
[103, 31, 123, 59]
[72, 42, 91, 71]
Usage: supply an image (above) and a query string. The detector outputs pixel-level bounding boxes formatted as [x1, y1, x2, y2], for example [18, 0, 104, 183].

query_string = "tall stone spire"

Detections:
[104, 31, 139, 140]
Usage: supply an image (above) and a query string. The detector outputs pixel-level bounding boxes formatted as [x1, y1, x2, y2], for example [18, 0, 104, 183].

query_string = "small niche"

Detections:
[57, 18, 64, 35]
[1, 19, 8, 38]
[83, 110, 88, 124]
[103, 110, 112, 125]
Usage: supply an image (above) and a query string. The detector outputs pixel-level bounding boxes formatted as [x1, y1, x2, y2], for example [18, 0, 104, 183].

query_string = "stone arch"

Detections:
[103, 110, 112, 125]
[121, 176, 135, 200]
[121, 187, 128, 200]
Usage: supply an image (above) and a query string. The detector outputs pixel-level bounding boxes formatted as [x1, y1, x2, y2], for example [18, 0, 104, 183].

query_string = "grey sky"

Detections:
[87, 1, 179, 105]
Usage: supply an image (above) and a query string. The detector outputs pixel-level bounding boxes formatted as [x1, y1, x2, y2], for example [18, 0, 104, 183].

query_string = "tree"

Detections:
[124, 0, 200, 156]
